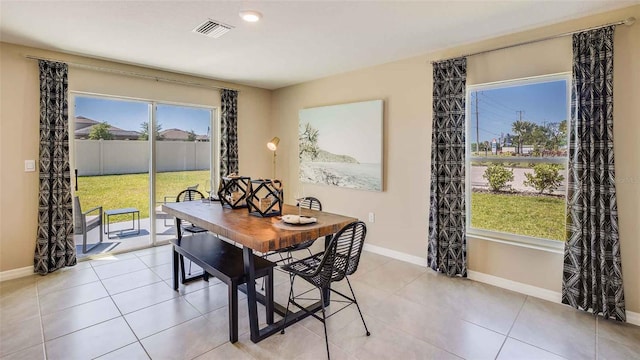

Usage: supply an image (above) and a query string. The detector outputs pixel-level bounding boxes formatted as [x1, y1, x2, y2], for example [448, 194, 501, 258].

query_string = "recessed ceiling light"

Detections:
[239, 10, 262, 22]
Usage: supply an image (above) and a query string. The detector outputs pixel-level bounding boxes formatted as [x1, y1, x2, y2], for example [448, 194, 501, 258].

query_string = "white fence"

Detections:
[76, 140, 211, 176]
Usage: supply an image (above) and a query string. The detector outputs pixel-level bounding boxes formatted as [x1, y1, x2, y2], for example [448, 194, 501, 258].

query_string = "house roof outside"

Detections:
[74, 116, 141, 140]
[160, 128, 209, 141]
[75, 116, 100, 131]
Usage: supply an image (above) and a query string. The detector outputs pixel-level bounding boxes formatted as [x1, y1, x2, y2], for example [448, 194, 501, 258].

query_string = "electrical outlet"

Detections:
[368, 212, 375, 223]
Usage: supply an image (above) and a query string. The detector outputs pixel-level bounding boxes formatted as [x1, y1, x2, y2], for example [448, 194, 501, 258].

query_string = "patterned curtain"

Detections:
[427, 58, 467, 277]
[562, 26, 625, 322]
[34, 60, 75, 275]
[220, 89, 239, 179]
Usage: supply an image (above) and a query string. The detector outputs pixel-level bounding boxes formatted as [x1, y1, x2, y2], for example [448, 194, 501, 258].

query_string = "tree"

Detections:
[139, 122, 163, 140]
[523, 164, 564, 194]
[512, 120, 535, 154]
[187, 130, 197, 142]
[483, 163, 514, 192]
[88, 122, 113, 140]
[544, 120, 568, 151]
[299, 123, 320, 160]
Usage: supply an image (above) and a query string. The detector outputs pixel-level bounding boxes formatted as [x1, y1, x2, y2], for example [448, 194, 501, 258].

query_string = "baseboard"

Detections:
[0, 266, 34, 282]
[626, 311, 640, 326]
[467, 270, 563, 303]
[363, 243, 428, 267]
[362, 244, 640, 326]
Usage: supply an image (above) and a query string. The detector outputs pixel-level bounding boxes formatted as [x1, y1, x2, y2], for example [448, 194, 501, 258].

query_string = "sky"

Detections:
[75, 97, 212, 135]
[299, 100, 383, 164]
[469, 79, 568, 144]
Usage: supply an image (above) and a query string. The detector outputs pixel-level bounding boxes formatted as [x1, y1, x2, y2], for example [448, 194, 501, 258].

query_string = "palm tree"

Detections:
[512, 120, 534, 154]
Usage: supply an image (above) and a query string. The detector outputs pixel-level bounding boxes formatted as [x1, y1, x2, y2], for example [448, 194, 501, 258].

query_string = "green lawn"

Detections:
[76, 170, 210, 220]
[471, 192, 566, 241]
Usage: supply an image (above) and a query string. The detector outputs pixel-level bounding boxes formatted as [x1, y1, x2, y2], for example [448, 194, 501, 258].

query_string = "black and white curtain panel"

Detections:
[427, 57, 467, 277]
[562, 26, 625, 322]
[34, 60, 75, 275]
[220, 89, 239, 179]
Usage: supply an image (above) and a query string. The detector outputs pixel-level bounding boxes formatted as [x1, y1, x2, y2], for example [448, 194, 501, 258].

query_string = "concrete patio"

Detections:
[75, 217, 177, 259]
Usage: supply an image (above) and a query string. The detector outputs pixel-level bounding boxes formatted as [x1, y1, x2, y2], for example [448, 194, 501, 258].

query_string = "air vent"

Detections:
[192, 19, 233, 39]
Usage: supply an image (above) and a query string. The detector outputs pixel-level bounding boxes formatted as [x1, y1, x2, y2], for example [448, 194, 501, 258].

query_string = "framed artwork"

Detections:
[299, 99, 383, 191]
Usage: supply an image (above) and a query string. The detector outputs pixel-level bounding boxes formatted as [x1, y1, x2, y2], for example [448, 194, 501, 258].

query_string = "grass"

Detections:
[78, 171, 566, 241]
[76, 170, 210, 221]
[471, 191, 566, 241]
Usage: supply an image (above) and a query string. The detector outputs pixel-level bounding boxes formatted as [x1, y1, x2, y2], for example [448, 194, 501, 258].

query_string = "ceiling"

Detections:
[1, 1, 637, 90]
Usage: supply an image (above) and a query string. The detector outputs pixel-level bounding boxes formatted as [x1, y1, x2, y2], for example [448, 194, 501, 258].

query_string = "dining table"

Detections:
[162, 200, 358, 343]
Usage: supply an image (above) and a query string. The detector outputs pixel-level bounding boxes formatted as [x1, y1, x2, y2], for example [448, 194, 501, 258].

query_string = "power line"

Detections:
[478, 102, 515, 116]
[479, 92, 519, 113]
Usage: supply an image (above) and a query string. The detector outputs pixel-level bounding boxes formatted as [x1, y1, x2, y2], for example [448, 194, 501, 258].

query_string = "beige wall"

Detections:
[1, 6, 638, 314]
[0, 42, 272, 272]
[272, 5, 640, 312]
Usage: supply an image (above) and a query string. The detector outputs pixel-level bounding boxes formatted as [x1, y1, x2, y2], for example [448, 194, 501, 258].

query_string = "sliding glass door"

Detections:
[72, 93, 216, 255]
[154, 104, 214, 243]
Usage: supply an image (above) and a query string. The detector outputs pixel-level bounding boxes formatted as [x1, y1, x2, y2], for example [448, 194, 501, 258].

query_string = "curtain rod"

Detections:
[24, 55, 240, 92]
[431, 16, 635, 64]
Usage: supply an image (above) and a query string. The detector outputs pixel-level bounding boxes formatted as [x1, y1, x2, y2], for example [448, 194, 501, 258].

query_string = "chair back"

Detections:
[176, 189, 205, 202]
[297, 196, 322, 211]
[317, 221, 366, 287]
[73, 196, 84, 232]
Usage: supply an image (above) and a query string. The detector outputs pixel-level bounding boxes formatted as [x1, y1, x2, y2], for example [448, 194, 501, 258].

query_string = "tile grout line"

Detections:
[493, 294, 529, 359]
[503, 296, 576, 359]
[36, 274, 47, 360]
[595, 317, 599, 360]
[94, 253, 154, 360]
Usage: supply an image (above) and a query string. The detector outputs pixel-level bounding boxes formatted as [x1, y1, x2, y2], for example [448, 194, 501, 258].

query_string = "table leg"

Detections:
[172, 218, 182, 291]
[172, 247, 179, 290]
[242, 246, 260, 343]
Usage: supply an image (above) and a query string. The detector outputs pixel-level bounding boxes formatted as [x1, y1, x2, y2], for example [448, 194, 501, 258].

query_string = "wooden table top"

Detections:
[162, 201, 358, 253]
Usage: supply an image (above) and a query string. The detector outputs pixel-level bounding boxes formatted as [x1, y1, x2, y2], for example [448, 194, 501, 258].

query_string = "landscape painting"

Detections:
[299, 100, 383, 191]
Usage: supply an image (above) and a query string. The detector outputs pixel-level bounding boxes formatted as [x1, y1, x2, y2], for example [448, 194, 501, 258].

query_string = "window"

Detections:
[466, 74, 570, 248]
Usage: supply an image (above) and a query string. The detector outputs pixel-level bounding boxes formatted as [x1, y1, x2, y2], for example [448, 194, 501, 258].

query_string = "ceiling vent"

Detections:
[192, 19, 233, 39]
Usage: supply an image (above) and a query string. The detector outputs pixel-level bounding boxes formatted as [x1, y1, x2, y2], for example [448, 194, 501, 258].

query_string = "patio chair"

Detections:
[155, 184, 199, 227]
[73, 196, 103, 253]
[280, 221, 370, 360]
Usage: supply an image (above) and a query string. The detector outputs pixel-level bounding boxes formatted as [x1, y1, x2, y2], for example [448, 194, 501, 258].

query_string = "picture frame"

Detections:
[299, 100, 383, 191]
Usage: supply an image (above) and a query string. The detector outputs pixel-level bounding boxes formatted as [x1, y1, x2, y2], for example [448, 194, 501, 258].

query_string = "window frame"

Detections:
[464, 73, 571, 253]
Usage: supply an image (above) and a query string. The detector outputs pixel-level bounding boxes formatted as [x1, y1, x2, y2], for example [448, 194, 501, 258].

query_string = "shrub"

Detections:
[523, 164, 564, 194]
[483, 164, 514, 192]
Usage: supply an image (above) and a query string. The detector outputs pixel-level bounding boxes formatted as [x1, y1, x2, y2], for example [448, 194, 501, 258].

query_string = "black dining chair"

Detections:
[280, 220, 370, 360]
[259, 196, 322, 291]
[275, 196, 322, 261]
[175, 188, 207, 283]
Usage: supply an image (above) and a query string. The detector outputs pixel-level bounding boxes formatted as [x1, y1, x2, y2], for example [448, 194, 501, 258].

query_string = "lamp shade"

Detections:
[267, 137, 280, 151]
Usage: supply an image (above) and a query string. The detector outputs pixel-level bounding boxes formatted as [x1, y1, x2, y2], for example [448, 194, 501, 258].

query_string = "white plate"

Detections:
[282, 214, 317, 225]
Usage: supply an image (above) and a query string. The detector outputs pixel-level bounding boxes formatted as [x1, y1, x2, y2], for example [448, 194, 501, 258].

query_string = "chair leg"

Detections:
[280, 274, 296, 335]
[319, 288, 330, 360]
[346, 277, 370, 336]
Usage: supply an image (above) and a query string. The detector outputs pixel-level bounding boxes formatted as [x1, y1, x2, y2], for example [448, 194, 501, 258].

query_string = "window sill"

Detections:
[467, 229, 565, 254]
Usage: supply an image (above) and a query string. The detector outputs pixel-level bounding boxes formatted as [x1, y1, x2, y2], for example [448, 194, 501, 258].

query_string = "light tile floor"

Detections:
[1, 245, 639, 359]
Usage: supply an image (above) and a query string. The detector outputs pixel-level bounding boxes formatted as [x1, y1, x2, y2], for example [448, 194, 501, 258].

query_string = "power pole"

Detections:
[516, 110, 524, 154]
[475, 92, 480, 155]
